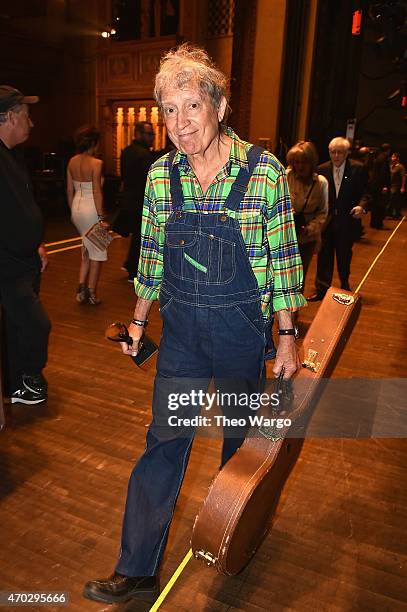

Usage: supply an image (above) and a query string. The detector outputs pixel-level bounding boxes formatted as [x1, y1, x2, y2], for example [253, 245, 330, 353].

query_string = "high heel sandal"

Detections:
[86, 288, 102, 306]
[76, 283, 87, 303]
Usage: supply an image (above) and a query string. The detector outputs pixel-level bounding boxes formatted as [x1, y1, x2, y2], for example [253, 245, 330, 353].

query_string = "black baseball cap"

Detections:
[0, 86, 39, 113]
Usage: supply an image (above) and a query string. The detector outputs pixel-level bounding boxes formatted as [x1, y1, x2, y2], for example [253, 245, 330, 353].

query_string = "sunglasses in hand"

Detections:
[105, 322, 158, 367]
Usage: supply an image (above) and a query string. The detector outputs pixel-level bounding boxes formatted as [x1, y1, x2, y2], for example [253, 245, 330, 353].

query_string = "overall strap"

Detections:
[168, 149, 184, 211]
[224, 145, 264, 212]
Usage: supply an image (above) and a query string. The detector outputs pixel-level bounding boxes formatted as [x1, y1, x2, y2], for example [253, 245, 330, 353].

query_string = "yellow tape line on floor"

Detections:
[149, 549, 193, 612]
[46, 244, 82, 255]
[44, 236, 82, 247]
[355, 216, 405, 294]
[45, 233, 122, 255]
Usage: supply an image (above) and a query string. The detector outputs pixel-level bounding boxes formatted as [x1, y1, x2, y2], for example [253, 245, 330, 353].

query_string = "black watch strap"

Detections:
[278, 327, 299, 339]
[131, 318, 148, 327]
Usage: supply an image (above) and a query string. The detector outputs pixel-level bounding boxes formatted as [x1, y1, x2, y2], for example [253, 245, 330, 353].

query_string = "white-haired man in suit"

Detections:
[308, 137, 369, 300]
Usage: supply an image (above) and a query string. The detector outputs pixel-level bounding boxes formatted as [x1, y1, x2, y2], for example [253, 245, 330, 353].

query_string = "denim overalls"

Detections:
[116, 146, 268, 577]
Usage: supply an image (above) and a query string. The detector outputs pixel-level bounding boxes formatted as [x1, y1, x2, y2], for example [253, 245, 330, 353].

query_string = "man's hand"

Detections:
[350, 205, 365, 219]
[120, 322, 144, 356]
[38, 245, 48, 272]
[272, 336, 301, 380]
[120, 297, 153, 356]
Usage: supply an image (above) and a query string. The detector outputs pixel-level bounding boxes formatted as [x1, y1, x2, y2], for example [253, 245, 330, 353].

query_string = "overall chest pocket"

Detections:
[165, 231, 236, 284]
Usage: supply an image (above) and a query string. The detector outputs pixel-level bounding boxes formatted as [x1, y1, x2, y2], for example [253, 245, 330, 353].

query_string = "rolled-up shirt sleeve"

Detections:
[266, 168, 307, 312]
[134, 174, 164, 301]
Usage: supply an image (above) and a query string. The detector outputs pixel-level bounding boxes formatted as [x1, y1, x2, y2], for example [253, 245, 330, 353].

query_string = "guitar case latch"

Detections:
[302, 348, 320, 373]
[194, 549, 217, 566]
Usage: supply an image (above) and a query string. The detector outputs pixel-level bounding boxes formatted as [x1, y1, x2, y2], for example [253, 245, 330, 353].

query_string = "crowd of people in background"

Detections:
[283, 137, 404, 301]
[351, 141, 406, 225]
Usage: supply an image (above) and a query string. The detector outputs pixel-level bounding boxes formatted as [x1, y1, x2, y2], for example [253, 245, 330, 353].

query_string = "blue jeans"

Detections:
[116, 298, 265, 576]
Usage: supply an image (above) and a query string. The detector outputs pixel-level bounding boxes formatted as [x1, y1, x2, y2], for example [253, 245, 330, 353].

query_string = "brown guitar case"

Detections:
[191, 287, 361, 575]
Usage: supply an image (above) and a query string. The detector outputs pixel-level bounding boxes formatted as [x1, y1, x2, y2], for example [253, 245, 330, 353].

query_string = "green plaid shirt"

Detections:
[134, 128, 306, 317]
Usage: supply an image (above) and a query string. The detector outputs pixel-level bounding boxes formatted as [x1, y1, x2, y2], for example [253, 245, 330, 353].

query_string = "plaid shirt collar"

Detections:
[172, 127, 250, 177]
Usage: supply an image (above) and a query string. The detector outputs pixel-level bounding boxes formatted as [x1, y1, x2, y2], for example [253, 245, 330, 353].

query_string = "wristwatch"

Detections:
[131, 318, 148, 327]
[278, 327, 299, 339]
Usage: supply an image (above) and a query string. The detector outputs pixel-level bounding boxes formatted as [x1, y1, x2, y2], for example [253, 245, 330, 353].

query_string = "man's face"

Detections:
[161, 84, 226, 157]
[140, 124, 154, 147]
[391, 153, 398, 164]
[10, 104, 33, 144]
[329, 146, 348, 167]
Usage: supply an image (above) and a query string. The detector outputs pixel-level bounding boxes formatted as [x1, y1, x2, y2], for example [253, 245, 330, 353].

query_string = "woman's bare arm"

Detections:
[66, 163, 74, 209]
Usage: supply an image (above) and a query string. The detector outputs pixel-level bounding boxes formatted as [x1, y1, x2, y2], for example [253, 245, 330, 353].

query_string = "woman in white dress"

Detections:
[67, 126, 108, 305]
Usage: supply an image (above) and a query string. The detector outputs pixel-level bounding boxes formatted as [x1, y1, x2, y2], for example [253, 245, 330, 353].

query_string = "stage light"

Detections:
[101, 26, 117, 38]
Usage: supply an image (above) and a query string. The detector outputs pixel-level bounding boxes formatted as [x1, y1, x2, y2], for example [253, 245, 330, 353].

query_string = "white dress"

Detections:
[71, 180, 107, 261]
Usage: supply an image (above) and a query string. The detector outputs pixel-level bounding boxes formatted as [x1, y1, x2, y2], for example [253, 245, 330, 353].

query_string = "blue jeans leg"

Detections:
[116, 371, 209, 576]
[211, 303, 265, 467]
[116, 427, 194, 576]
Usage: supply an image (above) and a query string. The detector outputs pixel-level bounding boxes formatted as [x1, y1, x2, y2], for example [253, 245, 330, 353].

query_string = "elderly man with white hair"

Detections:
[84, 44, 306, 605]
[307, 136, 369, 301]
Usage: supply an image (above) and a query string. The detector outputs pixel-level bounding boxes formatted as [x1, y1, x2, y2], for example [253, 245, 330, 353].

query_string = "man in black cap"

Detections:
[0, 86, 51, 404]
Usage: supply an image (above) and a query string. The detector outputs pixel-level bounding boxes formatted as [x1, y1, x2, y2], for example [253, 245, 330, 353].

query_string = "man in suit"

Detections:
[120, 122, 155, 282]
[308, 137, 369, 301]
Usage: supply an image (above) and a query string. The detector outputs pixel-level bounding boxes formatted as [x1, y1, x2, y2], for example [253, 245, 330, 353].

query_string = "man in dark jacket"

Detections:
[120, 122, 154, 282]
[308, 137, 369, 300]
[0, 86, 51, 403]
[369, 143, 391, 229]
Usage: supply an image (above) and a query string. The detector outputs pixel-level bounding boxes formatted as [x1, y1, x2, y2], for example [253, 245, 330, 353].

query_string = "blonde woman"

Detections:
[286, 141, 328, 286]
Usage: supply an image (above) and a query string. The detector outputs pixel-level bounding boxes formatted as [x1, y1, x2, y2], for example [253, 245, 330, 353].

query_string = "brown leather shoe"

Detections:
[83, 572, 159, 604]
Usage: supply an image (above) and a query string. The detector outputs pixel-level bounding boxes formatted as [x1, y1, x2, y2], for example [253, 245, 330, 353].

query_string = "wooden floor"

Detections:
[1, 213, 406, 612]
